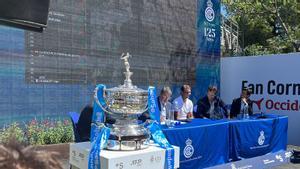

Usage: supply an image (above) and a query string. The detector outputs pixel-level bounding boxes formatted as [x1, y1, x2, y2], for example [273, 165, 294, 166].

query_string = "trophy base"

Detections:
[106, 123, 150, 151]
[106, 137, 150, 151]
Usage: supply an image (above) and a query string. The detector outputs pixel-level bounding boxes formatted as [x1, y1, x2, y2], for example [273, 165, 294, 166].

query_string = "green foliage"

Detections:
[26, 119, 74, 145]
[0, 119, 74, 145]
[244, 44, 271, 56]
[223, 0, 300, 55]
[0, 122, 25, 143]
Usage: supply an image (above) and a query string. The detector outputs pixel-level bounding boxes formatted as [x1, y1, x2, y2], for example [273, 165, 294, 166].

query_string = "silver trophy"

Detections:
[94, 52, 150, 151]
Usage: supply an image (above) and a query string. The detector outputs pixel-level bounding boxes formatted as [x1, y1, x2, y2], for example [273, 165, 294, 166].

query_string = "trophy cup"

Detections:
[94, 53, 150, 151]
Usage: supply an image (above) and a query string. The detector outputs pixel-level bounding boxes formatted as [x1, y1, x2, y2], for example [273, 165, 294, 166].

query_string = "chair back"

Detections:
[68, 112, 81, 142]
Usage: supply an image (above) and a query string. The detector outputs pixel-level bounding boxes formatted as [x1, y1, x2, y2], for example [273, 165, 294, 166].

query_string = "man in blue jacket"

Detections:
[194, 86, 228, 119]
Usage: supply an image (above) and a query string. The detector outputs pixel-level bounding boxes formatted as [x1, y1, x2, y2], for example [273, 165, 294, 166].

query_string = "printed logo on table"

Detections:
[231, 163, 253, 169]
[258, 131, 265, 146]
[205, 0, 215, 22]
[263, 159, 275, 165]
[183, 139, 194, 158]
[231, 164, 237, 169]
[285, 152, 292, 158]
[275, 155, 284, 162]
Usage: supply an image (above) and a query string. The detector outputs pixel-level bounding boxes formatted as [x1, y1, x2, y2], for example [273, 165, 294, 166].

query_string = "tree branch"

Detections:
[261, 3, 276, 14]
[273, 0, 297, 51]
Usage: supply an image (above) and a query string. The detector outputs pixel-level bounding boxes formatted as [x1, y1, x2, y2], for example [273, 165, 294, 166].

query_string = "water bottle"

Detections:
[168, 104, 174, 121]
[244, 112, 249, 119]
[166, 103, 175, 127]
[243, 103, 249, 119]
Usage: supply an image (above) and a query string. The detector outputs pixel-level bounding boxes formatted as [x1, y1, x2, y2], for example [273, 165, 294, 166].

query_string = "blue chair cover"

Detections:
[68, 112, 81, 142]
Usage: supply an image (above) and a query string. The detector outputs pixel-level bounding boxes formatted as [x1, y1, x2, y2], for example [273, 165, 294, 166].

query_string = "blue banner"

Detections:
[147, 122, 174, 169]
[92, 84, 106, 123]
[197, 0, 221, 56]
[91, 84, 106, 142]
[148, 86, 160, 123]
[88, 125, 110, 169]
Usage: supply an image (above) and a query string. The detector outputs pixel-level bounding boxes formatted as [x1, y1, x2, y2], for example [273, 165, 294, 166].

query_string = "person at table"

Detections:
[194, 85, 228, 119]
[230, 87, 253, 118]
[173, 85, 193, 120]
[157, 86, 173, 122]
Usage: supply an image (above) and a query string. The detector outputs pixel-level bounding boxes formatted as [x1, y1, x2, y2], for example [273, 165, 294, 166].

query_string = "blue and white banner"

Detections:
[92, 84, 106, 123]
[147, 122, 174, 169]
[88, 125, 110, 169]
[197, 0, 221, 56]
[91, 84, 106, 142]
[148, 86, 160, 123]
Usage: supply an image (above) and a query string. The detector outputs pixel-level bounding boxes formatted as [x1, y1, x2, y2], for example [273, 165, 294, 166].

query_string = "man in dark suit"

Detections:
[230, 87, 253, 118]
[194, 86, 228, 119]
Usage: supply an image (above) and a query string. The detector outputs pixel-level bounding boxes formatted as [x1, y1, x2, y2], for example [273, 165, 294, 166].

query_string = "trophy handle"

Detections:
[141, 106, 149, 115]
[94, 86, 113, 115]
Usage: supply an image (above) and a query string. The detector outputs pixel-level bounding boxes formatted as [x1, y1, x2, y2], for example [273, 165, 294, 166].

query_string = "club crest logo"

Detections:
[205, 0, 215, 22]
[258, 131, 265, 146]
[276, 155, 283, 162]
[183, 139, 194, 158]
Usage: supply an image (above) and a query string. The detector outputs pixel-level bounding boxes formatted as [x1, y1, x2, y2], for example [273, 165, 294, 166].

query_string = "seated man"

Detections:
[173, 85, 193, 120]
[157, 86, 172, 122]
[194, 86, 228, 119]
[230, 87, 253, 118]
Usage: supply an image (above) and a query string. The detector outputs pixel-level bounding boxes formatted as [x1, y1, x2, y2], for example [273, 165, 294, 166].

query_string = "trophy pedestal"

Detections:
[69, 142, 180, 169]
[106, 122, 150, 151]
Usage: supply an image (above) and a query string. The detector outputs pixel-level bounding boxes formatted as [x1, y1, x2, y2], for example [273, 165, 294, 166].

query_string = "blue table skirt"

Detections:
[162, 114, 288, 169]
[163, 119, 230, 169]
[229, 114, 288, 161]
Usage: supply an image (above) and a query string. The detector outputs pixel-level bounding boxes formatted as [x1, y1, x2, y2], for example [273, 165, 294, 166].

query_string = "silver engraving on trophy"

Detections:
[94, 52, 150, 151]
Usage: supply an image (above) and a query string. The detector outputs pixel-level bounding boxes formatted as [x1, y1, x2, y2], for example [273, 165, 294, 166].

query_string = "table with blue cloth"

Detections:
[162, 119, 230, 169]
[229, 114, 288, 161]
[162, 114, 288, 169]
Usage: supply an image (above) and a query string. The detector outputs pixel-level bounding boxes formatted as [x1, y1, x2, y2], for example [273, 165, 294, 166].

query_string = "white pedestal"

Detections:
[70, 142, 180, 169]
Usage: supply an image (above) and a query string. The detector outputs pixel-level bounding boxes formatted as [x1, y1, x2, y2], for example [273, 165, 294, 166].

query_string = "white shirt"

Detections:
[240, 100, 249, 114]
[173, 96, 193, 120]
[160, 101, 172, 122]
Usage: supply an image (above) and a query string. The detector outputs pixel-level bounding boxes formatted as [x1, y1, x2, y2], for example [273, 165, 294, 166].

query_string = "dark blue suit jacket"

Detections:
[194, 96, 228, 119]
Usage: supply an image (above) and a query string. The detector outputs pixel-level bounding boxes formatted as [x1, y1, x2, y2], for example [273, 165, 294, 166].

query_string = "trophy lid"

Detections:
[105, 52, 147, 94]
[100, 53, 148, 117]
